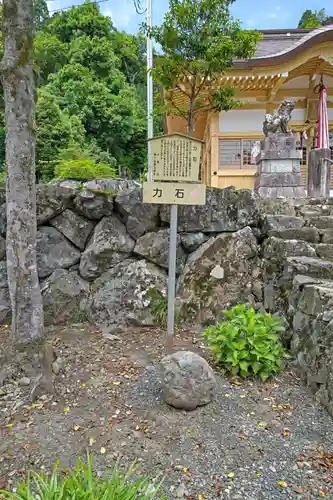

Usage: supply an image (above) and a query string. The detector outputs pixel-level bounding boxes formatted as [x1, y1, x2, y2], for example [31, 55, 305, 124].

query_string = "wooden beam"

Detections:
[267, 72, 288, 101]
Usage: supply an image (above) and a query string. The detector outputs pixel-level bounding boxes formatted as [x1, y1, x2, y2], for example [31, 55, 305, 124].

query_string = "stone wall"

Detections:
[0, 182, 260, 330]
[1, 181, 333, 415]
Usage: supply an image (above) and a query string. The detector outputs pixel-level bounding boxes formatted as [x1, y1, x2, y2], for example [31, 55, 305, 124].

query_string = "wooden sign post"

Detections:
[143, 133, 205, 350]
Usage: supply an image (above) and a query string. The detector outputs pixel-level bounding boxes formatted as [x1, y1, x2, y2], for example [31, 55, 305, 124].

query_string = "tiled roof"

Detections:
[254, 30, 310, 58]
[234, 25, 333, 68]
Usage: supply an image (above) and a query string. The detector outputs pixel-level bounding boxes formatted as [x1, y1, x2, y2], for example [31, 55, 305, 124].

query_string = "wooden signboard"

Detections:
[149, 133, 203, 182]
[143, 181, 206, 205]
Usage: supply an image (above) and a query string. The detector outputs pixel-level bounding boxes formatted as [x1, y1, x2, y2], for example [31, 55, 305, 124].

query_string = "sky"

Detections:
[47, 0, 332, 32]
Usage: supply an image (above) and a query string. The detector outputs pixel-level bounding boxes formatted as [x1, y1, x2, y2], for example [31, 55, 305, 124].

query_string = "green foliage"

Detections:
[33, 0, 49, 31]
[298, 8, 331, 28]
[202, 305, 288, 381]
[34, 32, 68, 84]
[149, 288, 168, 328]
[47, 2, 112, 43]
[110, 30, 147, 86]
[0, 454, 163, 499]
[55, 160, 117, 181]
[30, 1, 147, 179]
[36, 89, 77, 164]
[143, 0, 260, 133]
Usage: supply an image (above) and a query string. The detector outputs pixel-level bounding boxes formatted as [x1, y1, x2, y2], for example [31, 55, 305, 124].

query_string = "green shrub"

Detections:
[54, 159, 117, 181]
[202, 304, 288, 381]
[148, 288, 168, 328]
[0, 454, 163, 500]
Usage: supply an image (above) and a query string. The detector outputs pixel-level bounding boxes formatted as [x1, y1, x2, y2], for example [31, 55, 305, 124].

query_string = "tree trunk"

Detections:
[2, 0, 44, 344]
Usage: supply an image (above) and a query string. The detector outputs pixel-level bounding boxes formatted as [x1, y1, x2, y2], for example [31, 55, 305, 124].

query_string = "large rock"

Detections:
[36, 183, 76, 225]
[263, 237, 316, 264]
[284, 256, 333, 282]
[134, 229, 186, 274]
[180, 232, 208, 253]
[36, 227, 81, 279]
[73, 178, 138, 220]
[177, 226, 260, 324]
[262, 238, 316, 314]
[80, 216, 135, 280]
[160, 351, 216, 410]
[115, 187, 159, 240]
[84, 179, 139, 194]
[261, 215, 305, 236]
[50, 209, 94, 250]
[160, 187, 259, 233]
[259, 198, 296, 216]
[41, 269, 89, 325]
[85, 258, 167, 329]
[289, 281, 333, 416]
[73, 186, 114, 220]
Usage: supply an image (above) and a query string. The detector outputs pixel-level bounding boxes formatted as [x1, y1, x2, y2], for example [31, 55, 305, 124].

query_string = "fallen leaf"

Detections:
[198, 495, 205, 500]
[227, 472, 235, 479]
[27, 403, 43, 410]
[319, 491, 326, 497]
[100, 447, 106, 455]
[255, 471, 262, 477]
[281, 429, 290, 437]
[175, 482, 187, 498]
[293, 486, 304, 494]
[22, 443, 35, 451]
[276, 481, 288, 488]
[6, 423, 14, 428]
[63, 407, 70, 414]
[238, 429, 245, 440]
[81, 383, 86, 388]
[257, 422, 268, 428]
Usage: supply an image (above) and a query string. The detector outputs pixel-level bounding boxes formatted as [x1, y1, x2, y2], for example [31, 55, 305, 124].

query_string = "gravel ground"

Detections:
[0, 324, 333, 499]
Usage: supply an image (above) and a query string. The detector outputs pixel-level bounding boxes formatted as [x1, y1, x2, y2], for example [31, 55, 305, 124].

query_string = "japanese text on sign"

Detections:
[143, 182, 206, 205]
[150, 134, 202, 182]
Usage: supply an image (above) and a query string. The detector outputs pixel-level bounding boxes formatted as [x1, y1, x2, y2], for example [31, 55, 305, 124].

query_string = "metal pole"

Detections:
[167, 204, 178, 351]
[147, 0, 153, 182]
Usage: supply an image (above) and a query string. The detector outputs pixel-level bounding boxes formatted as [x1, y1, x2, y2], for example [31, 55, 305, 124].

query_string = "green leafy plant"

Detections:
[143, 0, 260, 135]
[0, 454, 164, 500]
[148, 288, 168, 328]
[202, 304, 288, 381]
[54, 159, 117, 181]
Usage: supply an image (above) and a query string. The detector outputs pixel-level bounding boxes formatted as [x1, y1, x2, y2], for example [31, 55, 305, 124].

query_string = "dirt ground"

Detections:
[1, 325, 333, 500]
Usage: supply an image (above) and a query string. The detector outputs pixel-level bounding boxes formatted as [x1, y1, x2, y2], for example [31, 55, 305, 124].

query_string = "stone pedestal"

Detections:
[308, 148, 331, 198]
[255, 132, 306, 198]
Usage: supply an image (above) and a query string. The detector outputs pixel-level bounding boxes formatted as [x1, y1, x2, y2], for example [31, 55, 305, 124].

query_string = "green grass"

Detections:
[0, 454, 165, 500]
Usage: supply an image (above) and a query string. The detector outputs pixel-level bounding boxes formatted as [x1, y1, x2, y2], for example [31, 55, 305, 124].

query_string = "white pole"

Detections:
[147, 0, 153, 182]
[167, 204, 178, 352]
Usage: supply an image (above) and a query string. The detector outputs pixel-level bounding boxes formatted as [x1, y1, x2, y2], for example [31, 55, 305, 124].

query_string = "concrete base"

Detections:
[256, 186, 306, 198]
[255, 132, 306, 199]
[255, 172, 306, 198]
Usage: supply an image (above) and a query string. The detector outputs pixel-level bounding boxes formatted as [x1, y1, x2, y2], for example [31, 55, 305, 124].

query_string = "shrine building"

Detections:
[165, 25, 333, 190]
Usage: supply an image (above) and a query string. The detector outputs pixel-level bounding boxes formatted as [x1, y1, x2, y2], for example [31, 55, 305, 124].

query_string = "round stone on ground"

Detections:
[160, 351, 216, 410]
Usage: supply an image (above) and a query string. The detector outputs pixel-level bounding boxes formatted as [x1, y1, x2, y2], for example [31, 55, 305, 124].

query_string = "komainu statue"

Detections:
[263, 100, 294, 136]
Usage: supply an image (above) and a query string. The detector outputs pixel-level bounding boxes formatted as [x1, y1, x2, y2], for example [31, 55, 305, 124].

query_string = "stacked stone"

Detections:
[255, 132, 306, 198]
